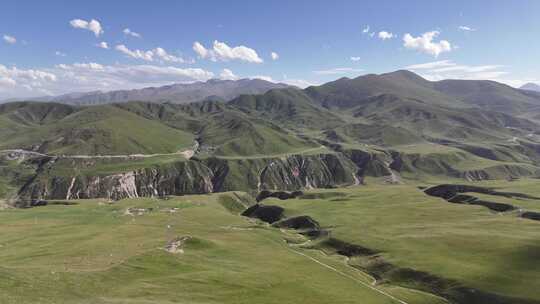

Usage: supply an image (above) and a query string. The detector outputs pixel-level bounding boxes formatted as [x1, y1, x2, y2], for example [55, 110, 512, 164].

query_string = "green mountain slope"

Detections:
[0, 103, 195, 155]
[2, 70, 540, 185]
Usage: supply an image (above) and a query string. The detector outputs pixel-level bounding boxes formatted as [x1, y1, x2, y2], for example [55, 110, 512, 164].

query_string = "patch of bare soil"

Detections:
[164, 236, 192, 254]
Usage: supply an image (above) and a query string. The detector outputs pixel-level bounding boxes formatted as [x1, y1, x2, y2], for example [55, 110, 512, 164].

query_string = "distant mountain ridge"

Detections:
[521, 83, 540, 92]
[2, 78, 290, 105]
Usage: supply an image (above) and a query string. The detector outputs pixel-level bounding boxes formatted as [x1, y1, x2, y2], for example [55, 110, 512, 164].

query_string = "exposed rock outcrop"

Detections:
[13, 153, 360, 203]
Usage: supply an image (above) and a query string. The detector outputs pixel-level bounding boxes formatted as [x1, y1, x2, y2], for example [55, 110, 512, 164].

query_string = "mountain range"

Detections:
[1, 78, 290, 105]
[2, 70, 540, 203]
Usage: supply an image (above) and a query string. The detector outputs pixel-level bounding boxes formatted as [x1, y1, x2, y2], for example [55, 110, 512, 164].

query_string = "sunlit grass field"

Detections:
[0, 192, 443, 304]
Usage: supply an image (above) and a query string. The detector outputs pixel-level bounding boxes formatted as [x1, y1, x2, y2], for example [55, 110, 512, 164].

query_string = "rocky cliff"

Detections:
[4, 146, 540, 207]
[11, 152, 361, 206]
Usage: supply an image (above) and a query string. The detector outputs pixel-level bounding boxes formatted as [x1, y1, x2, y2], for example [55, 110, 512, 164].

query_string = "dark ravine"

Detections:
[255, 190, 304, 202]
[424, 184, 540, 221]
[244, 193, 540, 304]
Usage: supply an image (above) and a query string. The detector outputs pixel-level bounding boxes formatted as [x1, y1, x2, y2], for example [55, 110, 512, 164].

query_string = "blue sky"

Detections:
[1, 0, 539, 98]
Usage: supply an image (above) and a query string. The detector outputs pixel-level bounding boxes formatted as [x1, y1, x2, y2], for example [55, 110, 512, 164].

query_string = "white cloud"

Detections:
[362, 25, 370, 34]
[0, 64, 57, 96]
[97, 41, 109, 49]
[271, 51, 279, 60]
[350, 56, 361, 62]
[116, 45, 185, 63]
[3, 34, 16, 44]
[403, 60, 530, 86]
[0, 76, 17, 86]
[378, 31, 394, 40]
[403, 31, 452, 57]
[249, 75, 274, 82]
[405, 60, 503, 74]
[69, 19, 103, 37]
[281, 74, 318, 88]
[219, 68, 239, 80]
[281, 78, 318, 88]
[192, 42, 208, 59]
[0, 62, 214, 99]
[405, 60, 456, 70]
[55, 51, 67, 57]
[123, 28, 141, 38]
[313, 67, 364, 75]
[116, 44, 153, 61]
[153, 47, 185, 63]
[193, 40, 263, 63]
[458, 26, 476, 32]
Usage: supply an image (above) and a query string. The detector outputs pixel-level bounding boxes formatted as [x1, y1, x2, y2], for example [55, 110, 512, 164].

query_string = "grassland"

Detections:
[264, 180, 540, 303]
[0, 192, 445, 304]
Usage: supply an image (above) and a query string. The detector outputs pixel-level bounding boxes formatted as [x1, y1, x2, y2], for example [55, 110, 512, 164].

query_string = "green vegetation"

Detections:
[2, 71, 540, 303]
[0, 193, 444, 304]
[0, 104, 194, 155]
[263, 181, 540, 303]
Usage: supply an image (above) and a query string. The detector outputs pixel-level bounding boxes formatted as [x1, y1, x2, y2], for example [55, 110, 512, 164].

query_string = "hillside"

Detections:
[2, 70, 540, 202]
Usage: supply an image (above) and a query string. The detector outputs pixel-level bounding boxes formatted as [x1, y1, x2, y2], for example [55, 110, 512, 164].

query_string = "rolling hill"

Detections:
[2, 70, 540, 201]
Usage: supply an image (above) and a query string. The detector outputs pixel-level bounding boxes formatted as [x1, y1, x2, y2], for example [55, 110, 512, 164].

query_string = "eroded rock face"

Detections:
[14, 153, 360, 203]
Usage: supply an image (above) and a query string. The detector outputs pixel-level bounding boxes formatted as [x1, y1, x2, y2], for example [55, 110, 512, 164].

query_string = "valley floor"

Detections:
[1, 179, 540, 303]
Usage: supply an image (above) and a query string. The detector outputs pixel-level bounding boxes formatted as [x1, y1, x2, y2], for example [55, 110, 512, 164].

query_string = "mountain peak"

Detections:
[381, 70, 427, 82]
[520, 82, 540, 92]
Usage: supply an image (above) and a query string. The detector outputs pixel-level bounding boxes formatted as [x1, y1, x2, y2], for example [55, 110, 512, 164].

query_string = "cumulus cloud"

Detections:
[193, 40, 263, 63]
[219, 68, 239, 80]
[0, 62, 214, 99]
[458, 26, 476, 32]
[403, 31, 451, 57]
[97, 41, 109, 49]
[378, 31, 394, 40]
[313, 67, 364, 75]
[123, 28, 141, 38]
[55, 51, 67, 57]
[153, 47, 185, 63]
[271, 51, 279, 60]
[116, 45, 185, 63]
[69, 19, 103, 37]
[3, 34, 16, 44]
[0, 76, 17, 86]
[350, 56, 361, 62]
[0, 64, 57, 96]
[116, 44, 153, 61]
